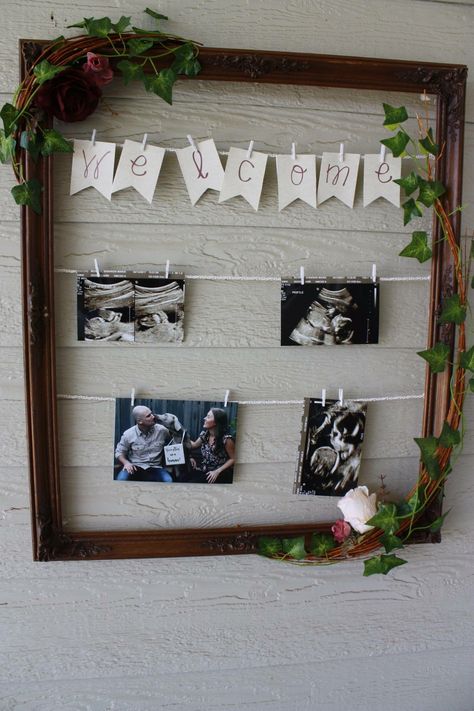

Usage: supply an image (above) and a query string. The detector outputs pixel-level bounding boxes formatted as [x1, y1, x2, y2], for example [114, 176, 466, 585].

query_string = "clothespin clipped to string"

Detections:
[379, 144, 386, 164]
[338, 388, 344, 406]
[291, 142, 296, 161]
[165, 260, 170, 279]
[339, 142, 345, 163]
[187, 134, 197, 151]
[246, 140, 254, 159]
[372, 263, 377, 307]
[141, 133, 148, 151]
[91, 129, 97, 146]
[224, 389, 230, 407]
[300, 266, 305, 286]
[131, 388, 136, 408]
[93, 259, 100, 277]
[321, 388, 326, 407]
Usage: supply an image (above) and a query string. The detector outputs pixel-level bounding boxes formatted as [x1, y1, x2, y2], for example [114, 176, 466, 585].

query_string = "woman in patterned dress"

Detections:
[189, 408, 236, 484]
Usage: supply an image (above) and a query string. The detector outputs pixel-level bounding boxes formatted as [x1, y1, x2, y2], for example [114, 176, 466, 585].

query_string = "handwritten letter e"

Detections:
[363, 153, 401, 207]
[317, 152, 360, 208]
[219, 147, 268, 211]
[70, 139, 116, 200]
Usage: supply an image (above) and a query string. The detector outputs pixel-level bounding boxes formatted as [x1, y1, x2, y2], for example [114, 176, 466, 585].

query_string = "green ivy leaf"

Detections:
[112, 15, 132, 33]
[363, 554, 407, 576]
[438, 421, 461, 448]
[127, 38, 154, 56]
[382, 103, 408, 130]
[20, 129, 43, 162]
[33, 59, 66, 85]
[171, 43, 201, 77]
[429, 509, 451, 533]
[67, 17, 94, 29]
[116, 60, 146, 85]
[407, 486, 425, 512]
[399, 230, 432, 262]
[396, 501, 413, 517]
[1, 103, 21, 135]
[144, 7, 169, 21]
[414, 436, 441, 479]
[460, 346, 474, 372]
[381, 533, 404, 553]
[366, 502, 399, 534]
[438, 294, 466, 325]
[419, 127, 439, 156]
[0, 130, 15, 163]
[394, 171, 420, 197]
[11, 178, 43, 214]
[257, 536, 281, 557]
[417, 178, 445, 208]
[417, 342, 450, 373]
[41, 129, 73, 157]
[144, 68, 176, 105]
[402, 198, 423, 225]
[380, 131, 410, 157]
[309, 533, 336, 556]
[85, 17, 113, 37]
[281, 536, 307, 560]
[469, 377, 474, 393]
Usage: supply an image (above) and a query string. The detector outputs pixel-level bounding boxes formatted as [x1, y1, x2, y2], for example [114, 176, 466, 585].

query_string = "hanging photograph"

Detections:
[114, 397, 238, 484]
[77, 272, 185, 343]
[294, 398, 367, 496]
[134, 278, 185, 343]
[77, 274, 134, 342]
[281, 278, 379, 346]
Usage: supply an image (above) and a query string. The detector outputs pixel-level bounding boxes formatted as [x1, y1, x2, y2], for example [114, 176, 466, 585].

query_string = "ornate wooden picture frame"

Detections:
[20, 41, 467, 560]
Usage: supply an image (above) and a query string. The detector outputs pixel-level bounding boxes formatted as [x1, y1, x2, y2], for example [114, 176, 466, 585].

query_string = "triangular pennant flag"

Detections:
[219, 147, 268, 211]
[276, 154, 317, 211]
[363, 153, 401, 207]
[176, 139, 224, 205]
[112, 139, 165, 204]
[317, 152, 360, 208]
[70, 139, 116, 200]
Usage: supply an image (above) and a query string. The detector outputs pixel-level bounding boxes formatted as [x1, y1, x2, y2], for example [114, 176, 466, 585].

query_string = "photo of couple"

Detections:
[114, 398, 238, 485]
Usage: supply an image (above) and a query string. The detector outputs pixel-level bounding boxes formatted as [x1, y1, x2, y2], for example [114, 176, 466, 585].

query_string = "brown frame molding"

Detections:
[20, 42, 467, 560]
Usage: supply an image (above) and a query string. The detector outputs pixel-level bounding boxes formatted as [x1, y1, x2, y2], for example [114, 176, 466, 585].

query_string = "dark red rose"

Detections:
[35, 68, 102, 123]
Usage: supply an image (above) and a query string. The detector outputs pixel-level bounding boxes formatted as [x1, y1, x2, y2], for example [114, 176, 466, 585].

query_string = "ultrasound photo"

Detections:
[294, 398, 367, 496]
[77, 275, 134, 342]
[281, 278, 379, 346]
[77, 272, 185, 343]
[134, 278, 184, 343]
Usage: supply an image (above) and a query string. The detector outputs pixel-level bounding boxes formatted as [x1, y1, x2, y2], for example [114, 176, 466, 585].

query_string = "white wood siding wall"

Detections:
[1, 1, 473, 709]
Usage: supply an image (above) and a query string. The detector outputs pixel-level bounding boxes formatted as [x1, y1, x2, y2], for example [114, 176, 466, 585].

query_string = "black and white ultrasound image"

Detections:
[295, 398, 367, 497]
[281, 279, 379, 346]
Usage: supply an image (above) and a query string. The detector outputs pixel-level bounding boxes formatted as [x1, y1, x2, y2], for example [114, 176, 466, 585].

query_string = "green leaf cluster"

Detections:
[363, 554, 407, 576]
[399, 230, 432, 263]
[258, 532, 337, 560]
[414, 421, 461, 481]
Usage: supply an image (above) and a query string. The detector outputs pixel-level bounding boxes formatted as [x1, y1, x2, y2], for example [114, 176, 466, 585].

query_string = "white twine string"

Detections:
[109, 142, 430, 160]
[55, 268, 430, 283]
[57, 393, 424, 404]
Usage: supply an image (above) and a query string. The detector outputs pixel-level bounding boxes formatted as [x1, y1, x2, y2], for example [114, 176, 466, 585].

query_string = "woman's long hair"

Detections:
[210, 408, 229, 452]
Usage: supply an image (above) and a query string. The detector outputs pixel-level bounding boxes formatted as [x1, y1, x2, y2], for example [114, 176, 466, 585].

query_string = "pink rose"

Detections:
[83, 52, 114, 87]
[331, 519, 351, 543]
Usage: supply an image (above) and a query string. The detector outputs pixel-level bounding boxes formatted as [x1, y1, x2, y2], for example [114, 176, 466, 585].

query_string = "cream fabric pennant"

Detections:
[219, 147, 268, 211]
[363, 153, 401, 207]
[70, 139, 116, 200]
[111, 139, 165, 204]
[317, 152, 360, 208]
[176, 139, 224, 205]
[276, 154, 317, 211]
